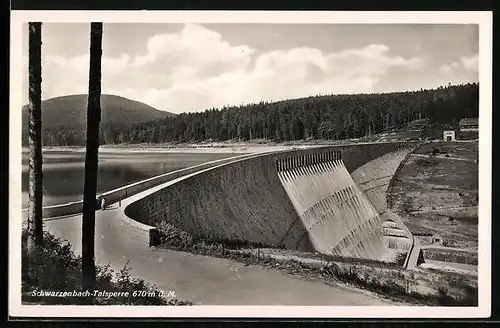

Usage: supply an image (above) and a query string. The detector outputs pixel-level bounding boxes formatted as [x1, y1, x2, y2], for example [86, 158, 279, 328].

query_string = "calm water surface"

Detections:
[21, 151, 240, 207]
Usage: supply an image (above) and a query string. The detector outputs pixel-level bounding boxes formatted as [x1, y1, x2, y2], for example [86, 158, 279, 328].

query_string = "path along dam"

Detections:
[29, 142, 417, 305]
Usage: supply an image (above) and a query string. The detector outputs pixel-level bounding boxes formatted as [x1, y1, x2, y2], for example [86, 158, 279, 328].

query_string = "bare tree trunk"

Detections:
[27, 22, 43, 252]
[82, 22, 103, 291]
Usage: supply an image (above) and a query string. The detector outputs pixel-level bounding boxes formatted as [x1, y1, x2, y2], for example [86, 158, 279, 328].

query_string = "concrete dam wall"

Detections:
[125, 142, 414, 260]
[350, 149, 415, 257]
[277, 151, 386, 259]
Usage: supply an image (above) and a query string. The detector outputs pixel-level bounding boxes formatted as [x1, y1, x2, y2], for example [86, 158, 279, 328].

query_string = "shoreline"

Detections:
[22, 143, 327, 154]
[20, 138, 415, 154]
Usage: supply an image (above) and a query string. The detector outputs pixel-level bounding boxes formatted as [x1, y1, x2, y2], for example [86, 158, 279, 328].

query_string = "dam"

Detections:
[30, 142, 417, 304]
[122, 142, 416, 261]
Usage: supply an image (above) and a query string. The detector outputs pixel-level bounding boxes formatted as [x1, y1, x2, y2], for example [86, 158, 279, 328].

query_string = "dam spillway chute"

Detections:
[277, 149, 387, 260]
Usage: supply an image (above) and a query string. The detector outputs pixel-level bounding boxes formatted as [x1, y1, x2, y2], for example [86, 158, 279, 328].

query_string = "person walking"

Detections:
[100, 196, 106, 210]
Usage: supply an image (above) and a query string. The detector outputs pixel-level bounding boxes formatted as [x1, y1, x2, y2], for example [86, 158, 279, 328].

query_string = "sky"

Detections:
[21, 23, 479, 114]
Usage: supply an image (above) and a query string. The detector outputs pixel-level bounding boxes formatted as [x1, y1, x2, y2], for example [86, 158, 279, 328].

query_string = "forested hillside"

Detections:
[25, 83, 478, 146]
[120, 83, 479, 144]
[21, 94, 174, 146]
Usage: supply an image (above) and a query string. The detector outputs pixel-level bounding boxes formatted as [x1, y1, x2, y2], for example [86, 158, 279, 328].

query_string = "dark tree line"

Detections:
[34, 83, 479, 146]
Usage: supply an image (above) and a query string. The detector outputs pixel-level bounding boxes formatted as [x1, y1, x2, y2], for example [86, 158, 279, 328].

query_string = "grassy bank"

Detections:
[390, 141, 478, 249]
[155, 223, 478, 306]
[414, 141, 478, 161]
[22, 231, 192, 305]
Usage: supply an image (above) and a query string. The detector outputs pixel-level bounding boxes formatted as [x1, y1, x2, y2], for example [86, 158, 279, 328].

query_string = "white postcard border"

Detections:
[9, 10, 493, 318]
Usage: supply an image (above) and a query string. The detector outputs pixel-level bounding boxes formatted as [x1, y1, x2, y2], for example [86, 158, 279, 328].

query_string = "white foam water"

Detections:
[277, 153, 386, 260]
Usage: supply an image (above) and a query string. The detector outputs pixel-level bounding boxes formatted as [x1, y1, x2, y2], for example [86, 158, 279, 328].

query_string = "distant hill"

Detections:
[21, 94, 174, 145]
[22, 94, 174, 130]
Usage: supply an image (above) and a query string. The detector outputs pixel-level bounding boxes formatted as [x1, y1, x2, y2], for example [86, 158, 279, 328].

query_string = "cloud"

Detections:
[29, 24, 428, 113]
[132, 24, 255, 74]
[436, 54, 478, 86]
[438, 61, 460, 75]
[460, 54, 479, 71]
[438, 54, 478, 75]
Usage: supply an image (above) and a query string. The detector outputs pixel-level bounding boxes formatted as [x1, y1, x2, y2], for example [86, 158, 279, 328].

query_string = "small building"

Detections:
[459, 118, 479, 132]
[443, 130, 456, 141]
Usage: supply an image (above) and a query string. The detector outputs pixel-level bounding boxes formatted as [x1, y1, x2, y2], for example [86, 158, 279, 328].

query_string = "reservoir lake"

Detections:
[21, 150, 240, 207]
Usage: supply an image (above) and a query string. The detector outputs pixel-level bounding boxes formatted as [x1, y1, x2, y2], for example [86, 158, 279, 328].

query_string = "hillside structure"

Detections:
[443, 130, 456, 141]
[459, 118, 479, 132]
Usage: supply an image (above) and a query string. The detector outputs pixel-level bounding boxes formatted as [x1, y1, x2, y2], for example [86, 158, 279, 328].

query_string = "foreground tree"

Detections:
[27, 22, 43, 252]
[82, 22, 103, 290]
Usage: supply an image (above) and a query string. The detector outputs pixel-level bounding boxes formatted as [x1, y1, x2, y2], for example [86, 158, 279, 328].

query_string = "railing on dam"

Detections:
[21, 152, 257, 219]
[276, 150, 342, 172]
[124, 141, 416, 260]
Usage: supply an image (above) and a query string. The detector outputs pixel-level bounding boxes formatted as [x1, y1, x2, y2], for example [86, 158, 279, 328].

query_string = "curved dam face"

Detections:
[350, 149, 414, 253]
[125, 142, 414, 260]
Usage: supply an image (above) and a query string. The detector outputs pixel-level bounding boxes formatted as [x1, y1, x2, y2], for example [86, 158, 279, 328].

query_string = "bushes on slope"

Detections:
[21, 230, 191, 305]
